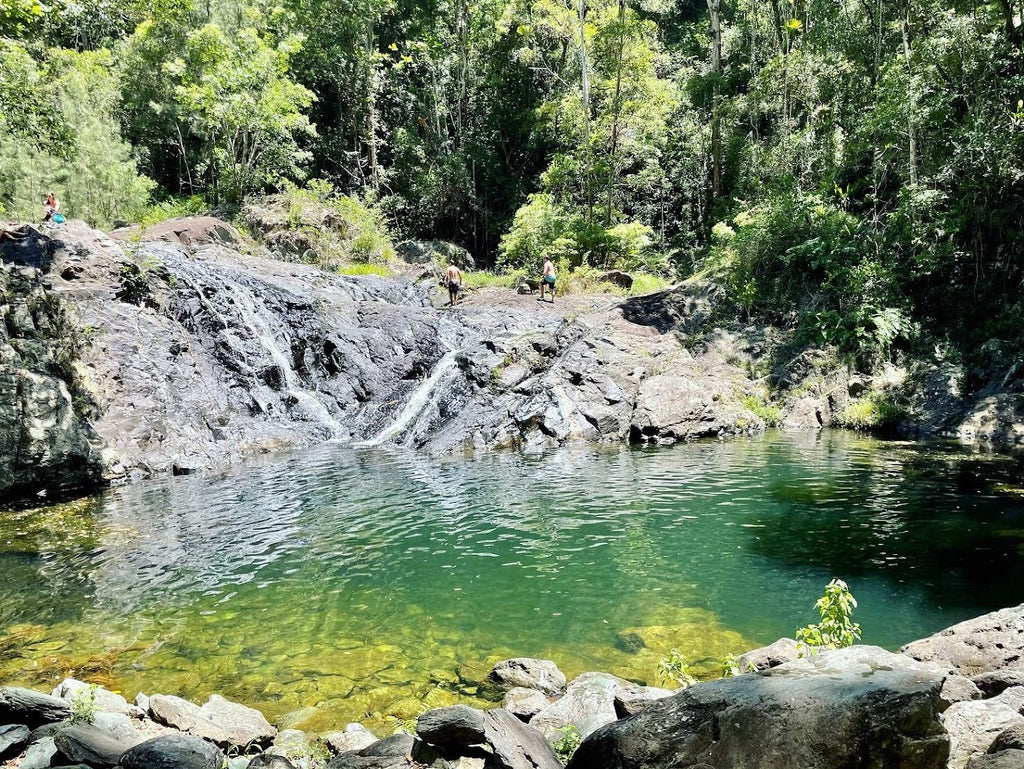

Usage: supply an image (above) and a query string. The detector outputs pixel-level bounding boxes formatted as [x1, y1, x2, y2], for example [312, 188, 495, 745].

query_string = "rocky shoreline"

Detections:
[2, 603, 1024, 768]
[1, 216, 1023, 502]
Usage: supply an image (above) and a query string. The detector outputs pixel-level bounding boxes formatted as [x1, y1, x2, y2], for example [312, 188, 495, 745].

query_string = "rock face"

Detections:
[901, 603, 1024, 675]
[566, 646, 949, 769]
[0, 219, 772, 498]
[5, 216, 1021, 498]
[0, 255, 100, 498]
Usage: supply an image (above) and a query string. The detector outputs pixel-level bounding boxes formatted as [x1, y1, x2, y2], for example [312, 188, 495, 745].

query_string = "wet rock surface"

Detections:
[3, 217, 1023, 499]
[0, 220, 775, 499]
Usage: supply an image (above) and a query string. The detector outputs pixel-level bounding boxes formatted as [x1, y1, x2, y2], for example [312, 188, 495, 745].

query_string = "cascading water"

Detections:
[357, 350, 461, 447]
[166, 249, 346, 438]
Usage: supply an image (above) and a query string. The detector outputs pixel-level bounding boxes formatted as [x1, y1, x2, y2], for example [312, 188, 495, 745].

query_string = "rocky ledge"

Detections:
[3, 603, 1024, 768]
[0, 218, 775, 501]
[1, 216, 1022, 501]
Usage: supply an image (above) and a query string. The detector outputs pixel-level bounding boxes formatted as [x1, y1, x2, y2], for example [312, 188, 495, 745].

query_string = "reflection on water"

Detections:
[1, 431, 1023, 731]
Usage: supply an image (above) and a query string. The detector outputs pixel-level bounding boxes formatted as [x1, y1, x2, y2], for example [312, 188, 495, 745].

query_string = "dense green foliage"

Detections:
[2, 0, 1023, 363]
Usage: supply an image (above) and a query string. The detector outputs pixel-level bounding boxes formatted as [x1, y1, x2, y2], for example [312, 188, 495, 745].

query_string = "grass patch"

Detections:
[137, 195, 208, 227]
[462, 270, 524, 290]
[338, 263, 391, 277]
[835, 393, 905, 431]
[739, 393, 782, 427]
[628, 272, 671, 295]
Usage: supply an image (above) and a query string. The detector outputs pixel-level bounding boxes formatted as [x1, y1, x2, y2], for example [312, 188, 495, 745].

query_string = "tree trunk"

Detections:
[456, 0, 469, 147]
[901, 0, 917, 186]
[578, 0, 593, 223]
[997, 0, 1022, 47]
[707, 0, 723, 197]
[606, 0, 627, 225]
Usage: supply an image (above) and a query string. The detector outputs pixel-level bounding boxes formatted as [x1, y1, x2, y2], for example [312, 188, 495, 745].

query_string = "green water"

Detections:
[2, 431, 1024, 732]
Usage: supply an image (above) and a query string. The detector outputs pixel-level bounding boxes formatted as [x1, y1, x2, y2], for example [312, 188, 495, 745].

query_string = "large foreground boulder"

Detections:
[901, 603, 1024, 675]
[119, 733, 226, 769]
[567, 646, 949, 769]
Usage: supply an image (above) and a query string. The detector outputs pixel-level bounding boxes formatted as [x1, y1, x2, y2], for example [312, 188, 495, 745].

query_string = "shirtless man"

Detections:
[446, 261, 463, 306]
[540, 257, 556, 302]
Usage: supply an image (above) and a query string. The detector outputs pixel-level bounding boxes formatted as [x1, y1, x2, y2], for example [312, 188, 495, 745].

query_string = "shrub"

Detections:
[551, 724, 582, 763]
[796, 578, 861, 656]
[243, 180, 395, 271]
[657, 648, 697, 688]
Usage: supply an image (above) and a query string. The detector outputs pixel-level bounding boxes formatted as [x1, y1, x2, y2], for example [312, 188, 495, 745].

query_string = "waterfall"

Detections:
[230, 290, 346, 438]
[170, 254, 345, 438]
[357, 351, 460, 447]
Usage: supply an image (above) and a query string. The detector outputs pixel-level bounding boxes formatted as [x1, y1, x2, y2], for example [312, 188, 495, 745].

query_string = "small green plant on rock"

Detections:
[69, 684, 98, 724]
[720, 654, 741, 677]
[796, 578, 862, 656]
[552, 724, 582, 763]
[657, 648, 697, 688]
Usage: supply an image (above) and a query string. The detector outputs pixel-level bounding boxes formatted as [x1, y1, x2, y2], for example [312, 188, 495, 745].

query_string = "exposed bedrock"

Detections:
[0, 219, 771, 497]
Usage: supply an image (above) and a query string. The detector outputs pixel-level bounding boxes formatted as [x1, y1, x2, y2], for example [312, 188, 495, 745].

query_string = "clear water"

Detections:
[2, 431, 1023, 733]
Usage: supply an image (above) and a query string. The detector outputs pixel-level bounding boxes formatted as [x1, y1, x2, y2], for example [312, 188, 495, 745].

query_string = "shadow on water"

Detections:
[743, 436, 1024, 612]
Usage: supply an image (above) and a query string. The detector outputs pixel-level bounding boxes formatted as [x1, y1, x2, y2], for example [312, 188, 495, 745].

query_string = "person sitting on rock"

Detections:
[446, 260, 463, 306]
[42, 192, 60, 222]
[539, 257, 556, 302]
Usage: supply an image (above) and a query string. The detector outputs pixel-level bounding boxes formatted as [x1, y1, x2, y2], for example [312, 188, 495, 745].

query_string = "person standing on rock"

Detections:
[446, 260, 463, 306]
[540, 257, 556, 302]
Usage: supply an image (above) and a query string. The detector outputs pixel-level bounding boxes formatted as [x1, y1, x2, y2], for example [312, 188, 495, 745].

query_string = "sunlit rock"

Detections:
[567, 646, 949, 769]
[488, 659, 566, 698]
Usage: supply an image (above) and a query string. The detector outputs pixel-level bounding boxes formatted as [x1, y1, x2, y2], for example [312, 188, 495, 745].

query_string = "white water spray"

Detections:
[357, 351, 460, 447]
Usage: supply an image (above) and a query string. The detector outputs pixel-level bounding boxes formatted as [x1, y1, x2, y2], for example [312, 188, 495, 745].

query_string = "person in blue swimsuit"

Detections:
[540, 257, 556, 302]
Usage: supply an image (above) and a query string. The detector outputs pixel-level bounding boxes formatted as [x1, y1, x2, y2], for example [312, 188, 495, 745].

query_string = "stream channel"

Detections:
[2, 430, 1023, 732]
